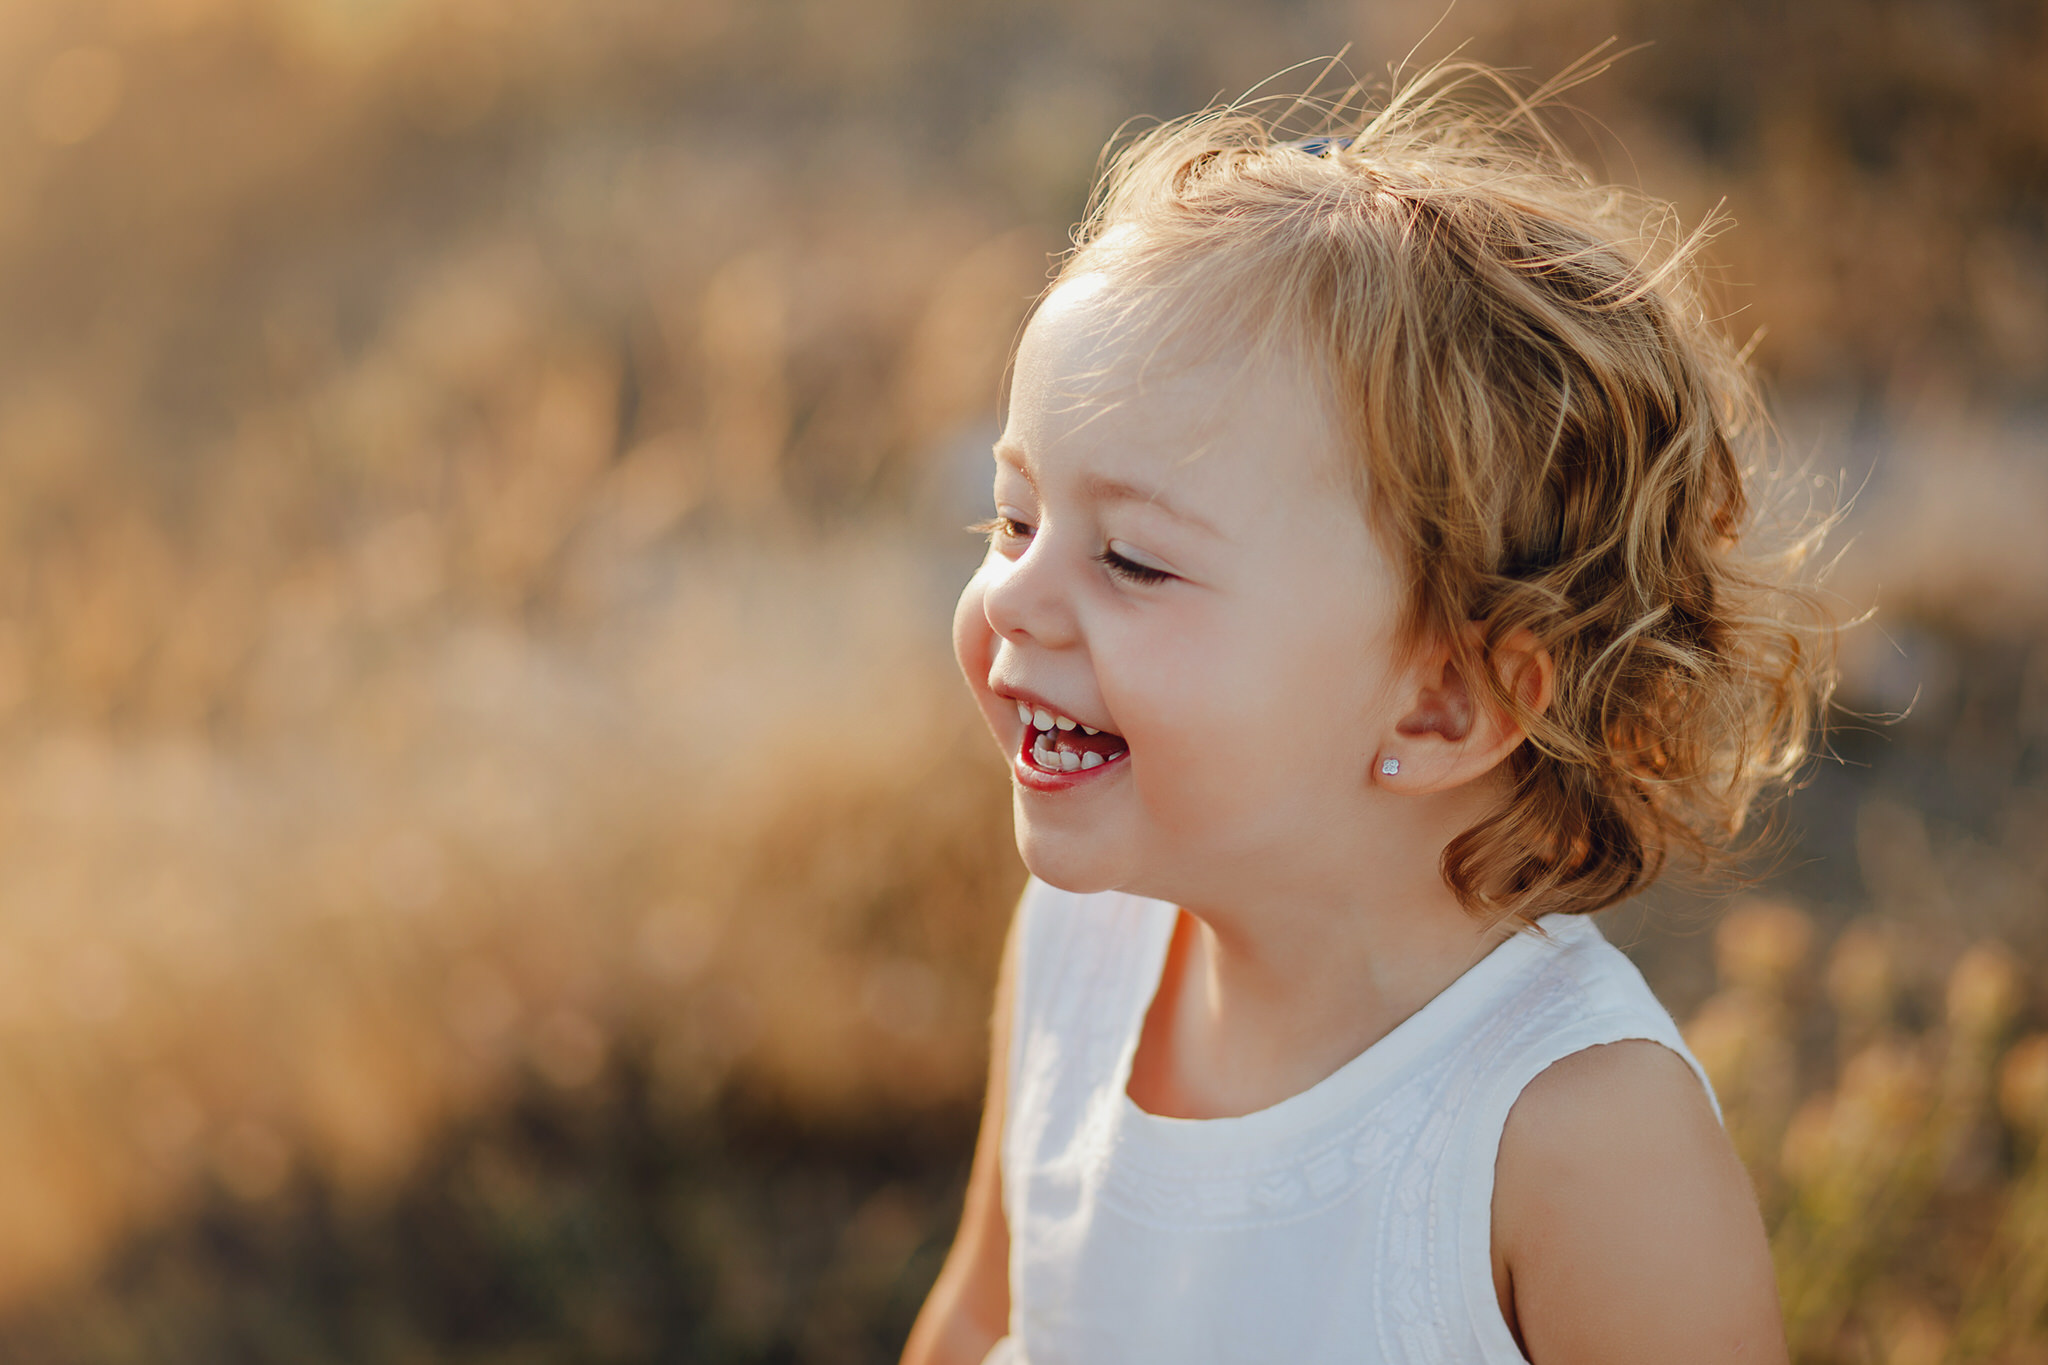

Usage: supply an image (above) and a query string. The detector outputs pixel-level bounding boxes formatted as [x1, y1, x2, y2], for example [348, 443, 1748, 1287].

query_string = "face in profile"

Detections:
[952, 271, 1418, 908]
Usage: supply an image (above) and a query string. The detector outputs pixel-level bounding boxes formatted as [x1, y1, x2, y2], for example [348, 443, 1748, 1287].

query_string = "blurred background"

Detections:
[0, 0, 2036, 1359]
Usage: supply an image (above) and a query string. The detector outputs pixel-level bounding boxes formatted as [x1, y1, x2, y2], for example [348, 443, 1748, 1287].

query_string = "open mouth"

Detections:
[1013, 700, 1130, 775]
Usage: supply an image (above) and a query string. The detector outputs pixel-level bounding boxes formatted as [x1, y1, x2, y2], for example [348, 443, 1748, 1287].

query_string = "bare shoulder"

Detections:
[1491, 1039, 1788, 1365]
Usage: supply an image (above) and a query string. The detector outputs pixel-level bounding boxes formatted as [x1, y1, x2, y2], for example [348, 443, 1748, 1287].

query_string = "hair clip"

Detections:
[1283, 135, 1355, 158]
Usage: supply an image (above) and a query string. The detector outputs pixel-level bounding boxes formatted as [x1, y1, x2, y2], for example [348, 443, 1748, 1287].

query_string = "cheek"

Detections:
[1115, 612, 1381, 802]
[952, 560, 999, 696]
[1097, 622, 1255, 811]
[1104, 612, 1309, 732]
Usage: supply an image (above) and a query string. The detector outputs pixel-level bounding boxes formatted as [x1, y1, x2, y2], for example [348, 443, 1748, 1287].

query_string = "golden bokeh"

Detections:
[0, 0, 2033, 1358]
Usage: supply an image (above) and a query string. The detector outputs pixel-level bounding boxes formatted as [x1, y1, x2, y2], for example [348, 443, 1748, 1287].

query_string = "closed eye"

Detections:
[1096, 548, 1174, 585]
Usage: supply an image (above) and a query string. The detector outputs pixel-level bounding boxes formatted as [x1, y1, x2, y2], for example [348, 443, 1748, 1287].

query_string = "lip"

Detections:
[1009, 721, 1129, 793]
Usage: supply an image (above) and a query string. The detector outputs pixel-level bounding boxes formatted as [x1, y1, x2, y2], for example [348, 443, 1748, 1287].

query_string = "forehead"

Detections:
[1000, 274, 1353, 521]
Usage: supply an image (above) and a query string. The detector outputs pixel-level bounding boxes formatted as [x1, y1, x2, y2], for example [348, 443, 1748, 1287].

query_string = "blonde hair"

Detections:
[1059, 60, 1838, 924]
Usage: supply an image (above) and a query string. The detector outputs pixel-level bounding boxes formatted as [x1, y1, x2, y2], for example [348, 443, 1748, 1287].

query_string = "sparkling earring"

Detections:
[1380, 757, 1400, 776]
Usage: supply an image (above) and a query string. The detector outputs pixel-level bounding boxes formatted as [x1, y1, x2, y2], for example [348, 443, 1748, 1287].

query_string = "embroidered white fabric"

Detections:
[988, 877, 1720, 1364]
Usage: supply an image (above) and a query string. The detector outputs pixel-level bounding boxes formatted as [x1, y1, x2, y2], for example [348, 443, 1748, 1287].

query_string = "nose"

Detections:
[978, 532, 1078, 650]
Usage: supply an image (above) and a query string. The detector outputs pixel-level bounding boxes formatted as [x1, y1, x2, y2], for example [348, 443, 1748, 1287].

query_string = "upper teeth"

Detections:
[1016, 701, 1096, 734]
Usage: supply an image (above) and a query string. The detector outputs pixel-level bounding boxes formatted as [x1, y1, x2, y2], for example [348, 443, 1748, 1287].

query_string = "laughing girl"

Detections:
[905, 61, 1832, 1365]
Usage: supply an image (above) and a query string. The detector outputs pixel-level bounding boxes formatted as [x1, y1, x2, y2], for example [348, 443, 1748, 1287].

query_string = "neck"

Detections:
[1126, 787, 1519, 1121]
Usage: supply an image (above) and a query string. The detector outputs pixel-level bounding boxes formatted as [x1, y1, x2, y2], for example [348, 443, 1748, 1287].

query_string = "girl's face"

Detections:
[952, 272, 1418, 907]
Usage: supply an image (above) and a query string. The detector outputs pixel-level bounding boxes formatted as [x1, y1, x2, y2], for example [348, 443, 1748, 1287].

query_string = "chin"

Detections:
[1012, 814, 1125, 896]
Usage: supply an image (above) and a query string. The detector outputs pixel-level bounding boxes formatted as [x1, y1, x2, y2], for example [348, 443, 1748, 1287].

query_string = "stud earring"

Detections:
[1380, 757, 1400, 776]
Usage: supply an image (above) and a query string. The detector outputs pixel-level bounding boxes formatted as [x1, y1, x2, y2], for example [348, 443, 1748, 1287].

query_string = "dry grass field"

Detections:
[0, 0, 2036, 1359]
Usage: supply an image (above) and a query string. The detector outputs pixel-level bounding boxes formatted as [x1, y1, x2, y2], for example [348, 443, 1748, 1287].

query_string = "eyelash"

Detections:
[967, 517, 1174, 586]
[967, 516, 1028, 543]
[1094, 549, 1173, 585]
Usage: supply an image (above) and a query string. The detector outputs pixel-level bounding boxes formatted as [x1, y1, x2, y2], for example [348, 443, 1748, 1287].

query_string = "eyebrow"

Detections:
[994, 442, 1222, 538]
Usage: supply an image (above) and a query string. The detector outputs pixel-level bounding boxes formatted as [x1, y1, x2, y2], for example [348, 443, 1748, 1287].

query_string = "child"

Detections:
[904, 60, 1830, 1365]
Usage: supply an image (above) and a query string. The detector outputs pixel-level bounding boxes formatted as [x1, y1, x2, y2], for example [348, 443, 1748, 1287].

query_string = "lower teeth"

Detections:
[1034, 738, 1112, 773]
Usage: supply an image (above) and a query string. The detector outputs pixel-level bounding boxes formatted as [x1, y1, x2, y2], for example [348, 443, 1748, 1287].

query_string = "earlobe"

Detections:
[1379, 626, 1554, 794]
[1375, 649, 1487, 794]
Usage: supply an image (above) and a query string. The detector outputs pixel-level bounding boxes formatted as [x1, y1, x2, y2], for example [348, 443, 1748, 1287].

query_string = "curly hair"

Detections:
[1058, 59, 1839, 925]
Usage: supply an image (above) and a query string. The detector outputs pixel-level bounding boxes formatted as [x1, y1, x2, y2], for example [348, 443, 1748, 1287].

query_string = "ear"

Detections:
[1374, 625, 1554, 794]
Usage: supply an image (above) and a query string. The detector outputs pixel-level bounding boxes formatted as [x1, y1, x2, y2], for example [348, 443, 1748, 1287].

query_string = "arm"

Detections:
[1491, 1039, 1789, 1365]
[901, 911, 1017, 1365]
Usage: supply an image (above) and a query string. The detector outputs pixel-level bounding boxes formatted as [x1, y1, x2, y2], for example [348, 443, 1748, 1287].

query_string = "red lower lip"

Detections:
[1011, 726, 1129, 792]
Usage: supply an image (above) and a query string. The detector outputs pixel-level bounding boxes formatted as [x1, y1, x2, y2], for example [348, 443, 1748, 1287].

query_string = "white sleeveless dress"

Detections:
[987, 877, 1719, 1365]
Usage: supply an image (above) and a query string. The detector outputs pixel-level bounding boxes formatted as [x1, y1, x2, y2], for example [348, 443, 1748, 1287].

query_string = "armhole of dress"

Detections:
[999, 877, 1045, 1239]
[1453, 1017, 1722, 1363]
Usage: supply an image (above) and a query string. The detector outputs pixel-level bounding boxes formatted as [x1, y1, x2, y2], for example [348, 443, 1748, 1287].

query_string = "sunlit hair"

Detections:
[1056, 57, 1839, 925]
